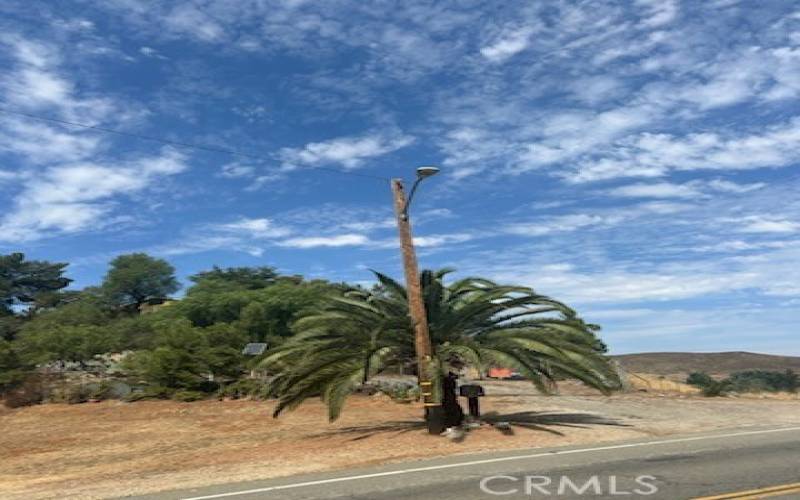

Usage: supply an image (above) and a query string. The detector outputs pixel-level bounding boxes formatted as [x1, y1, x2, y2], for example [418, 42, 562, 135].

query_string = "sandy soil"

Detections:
[1, 381, 799, 499]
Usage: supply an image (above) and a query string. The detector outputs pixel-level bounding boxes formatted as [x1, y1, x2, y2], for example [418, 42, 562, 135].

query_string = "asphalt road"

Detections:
[127, 426, 800, 500]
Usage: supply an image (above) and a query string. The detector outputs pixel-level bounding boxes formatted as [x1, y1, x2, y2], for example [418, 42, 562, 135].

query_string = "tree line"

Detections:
[1, 252, 347, 405]
[687, 370, 799, 396]
[1, 252, 619, 425]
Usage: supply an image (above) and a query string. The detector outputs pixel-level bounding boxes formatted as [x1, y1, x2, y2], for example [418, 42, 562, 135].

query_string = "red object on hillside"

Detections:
[487, 367, 513, 379]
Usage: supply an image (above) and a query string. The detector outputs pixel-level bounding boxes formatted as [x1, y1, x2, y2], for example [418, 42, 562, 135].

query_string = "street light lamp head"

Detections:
[416, 166, 440, 179]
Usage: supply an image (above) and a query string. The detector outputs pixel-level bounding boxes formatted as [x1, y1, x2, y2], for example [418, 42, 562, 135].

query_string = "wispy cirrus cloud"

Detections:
[604, 179, 765, 199]
[563, 118, 800, 183]
[480, 26, 535, 63]
[0, 34, 115, 122]
[277, 234, 369, 248]
[0, 34, 190, 242]
[278, 133, 413, 170]
[734, 216, 799, 234]
[0, 149, 188, 242]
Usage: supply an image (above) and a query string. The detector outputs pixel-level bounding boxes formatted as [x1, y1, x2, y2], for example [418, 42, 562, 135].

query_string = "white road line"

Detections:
[181, 426, 800, 500]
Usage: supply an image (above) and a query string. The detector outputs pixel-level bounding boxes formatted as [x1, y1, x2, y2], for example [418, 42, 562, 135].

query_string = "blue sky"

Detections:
[1, 1, 799, 355]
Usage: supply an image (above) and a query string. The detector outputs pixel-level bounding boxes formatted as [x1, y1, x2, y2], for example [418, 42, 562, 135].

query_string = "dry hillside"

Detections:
[613, 351, 800, 377]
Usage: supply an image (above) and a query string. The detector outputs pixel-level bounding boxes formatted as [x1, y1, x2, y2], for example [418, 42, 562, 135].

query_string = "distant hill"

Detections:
[613, 352, 800, 376]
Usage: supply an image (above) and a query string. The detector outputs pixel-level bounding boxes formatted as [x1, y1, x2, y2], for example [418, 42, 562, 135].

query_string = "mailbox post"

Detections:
[459, 384, 485, 420]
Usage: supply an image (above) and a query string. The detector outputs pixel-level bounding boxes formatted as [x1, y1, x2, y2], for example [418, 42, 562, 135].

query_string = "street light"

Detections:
[416, 165, 440, 178]
[391, 166, 444, 435]
[401, 166, 440, 221]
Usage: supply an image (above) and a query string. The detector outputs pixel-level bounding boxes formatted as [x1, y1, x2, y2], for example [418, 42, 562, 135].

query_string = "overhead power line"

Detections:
[0, 106, 391, 182]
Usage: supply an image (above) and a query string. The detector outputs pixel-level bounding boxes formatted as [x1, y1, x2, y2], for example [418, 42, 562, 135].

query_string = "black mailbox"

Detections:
[459, 384, 485, 420]
[459, 384, 485, 398]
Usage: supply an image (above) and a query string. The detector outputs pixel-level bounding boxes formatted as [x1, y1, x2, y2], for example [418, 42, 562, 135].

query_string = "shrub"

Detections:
[374, 381, 420, 402]
[0, 339, 29, 394]
[726, 370, 799, 393]
[702, 380, 732, 397]
[690, 370, 800, 397]
[66, 384, 91, 404]
[124, 385, 173, 402]
[86, 380, 132, 401]
[3, 374, 45, 408]
[122, 320, 245, 393]
[686, 372, 715, 387]
[217, 379, 271, 400]
[172, 390, 206, 402]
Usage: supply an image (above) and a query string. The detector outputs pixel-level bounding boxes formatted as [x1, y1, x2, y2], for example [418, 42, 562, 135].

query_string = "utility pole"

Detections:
[391, 176, 445, 435]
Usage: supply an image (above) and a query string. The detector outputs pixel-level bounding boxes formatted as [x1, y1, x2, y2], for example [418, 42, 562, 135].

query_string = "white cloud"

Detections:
[607, 182, 702, 199]
[139, 46, 167, 59]
[583, 308, 656, 320]
[214, 217, 293, 239]
[413, 233, 473, 247]
[1, 35, 60, 68]
[277, 234, 369, 248]
[502, 200, 697, 240]
[513, 104, 658, 174]
[279, 133, 413, 170]
[0, 34, 115, 122]
[164, 5, 225, 42]
[155, 236, 265, 258]
[216, 163, 284, 190]
[706, 179, 766, 194]
[567, 118, 800, 183]
[340, 219, 396, 232]
[605, 179, 763, 199]
[505, 214, 623, 237]
[765, 47, 800, 100]
[0, 119, 102, 164]
[677, 46, 800, 108]
[693, 240, 794, 253]
[489, 244, 800, 304]
[568, 76, 625, 105]
[219, 163, 256, 178]
[0, 149, 188, 242]
[367, 232, 476, 250]
[0, 170, 19, 182]
[636, 0, 679, 28]
[734, 216, 799, 234]
[480, 27, 534, 62]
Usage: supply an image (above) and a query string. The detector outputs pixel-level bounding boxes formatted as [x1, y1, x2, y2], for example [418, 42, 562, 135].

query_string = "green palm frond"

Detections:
[262, 268, 619, 421]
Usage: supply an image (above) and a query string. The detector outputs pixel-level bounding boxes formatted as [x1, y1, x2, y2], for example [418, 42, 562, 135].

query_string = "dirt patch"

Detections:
[2, 382, 799, 499]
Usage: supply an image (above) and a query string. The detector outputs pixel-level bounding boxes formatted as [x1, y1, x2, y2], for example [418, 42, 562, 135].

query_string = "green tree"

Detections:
[106, 315, 158, 351]
[782, 369, 800, 393]
[14, 297, 118, 365]
[0, 315, 24, 342]
[187, 266, 278, 295]
[174, 279, 337, 343]
[0, 253, 71, 317]
[123, 320, 209, 389]
[15, 293, 121, 364]
[686, 372, 715, 387]
[16, 325, 120, 366]
[260, 269, 620, 422]
[29, 290, 83, 313]
[123, 319, 247, 391]
[0, 339, 30, 392]
[203, 323, 249, 380]
[726, 370, 800, 393]
[102, 253, 180, 310]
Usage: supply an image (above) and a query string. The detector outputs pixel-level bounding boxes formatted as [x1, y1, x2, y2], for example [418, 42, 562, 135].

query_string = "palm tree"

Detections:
[259, 269, 620, 423]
